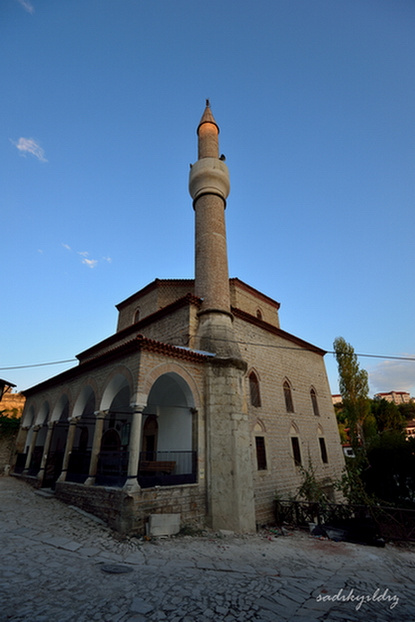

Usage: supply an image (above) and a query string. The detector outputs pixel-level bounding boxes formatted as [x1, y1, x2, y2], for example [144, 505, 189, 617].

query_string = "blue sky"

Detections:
[2, 0, 415, 397]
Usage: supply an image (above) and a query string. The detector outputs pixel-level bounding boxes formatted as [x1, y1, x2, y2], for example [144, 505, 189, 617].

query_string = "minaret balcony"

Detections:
[189, 157, 230, 203]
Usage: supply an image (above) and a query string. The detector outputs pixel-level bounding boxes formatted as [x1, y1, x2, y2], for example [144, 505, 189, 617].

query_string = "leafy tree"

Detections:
[333, 337, 370, 451]
[371, 399, 405, 434]
[363, 431, 415, 507]
[398, 402, 415, 422]
[0, 412, 20, 437]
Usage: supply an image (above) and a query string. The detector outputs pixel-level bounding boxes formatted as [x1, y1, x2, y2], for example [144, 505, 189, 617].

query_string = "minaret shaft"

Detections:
[189, 101, 240, 358]
[198, 123, 219, 159]
[194, 193, 231, 313]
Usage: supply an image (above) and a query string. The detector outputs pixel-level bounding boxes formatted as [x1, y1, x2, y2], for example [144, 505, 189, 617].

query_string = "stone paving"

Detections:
[0, 477, 414, 622]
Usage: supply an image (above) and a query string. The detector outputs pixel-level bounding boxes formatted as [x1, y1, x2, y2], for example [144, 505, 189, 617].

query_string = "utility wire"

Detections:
[0, 359, 77, 371]
[1, 343, 415, 372]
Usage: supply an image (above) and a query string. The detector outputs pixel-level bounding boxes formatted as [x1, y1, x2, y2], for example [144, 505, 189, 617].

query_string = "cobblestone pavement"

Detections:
[1, 477, 414, 622]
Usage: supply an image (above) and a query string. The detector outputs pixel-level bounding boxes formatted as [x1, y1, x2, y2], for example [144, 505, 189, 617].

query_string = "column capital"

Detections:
[68, 416, 81, 424]
[130, 403, 146, 414]
[94, 410, 108, 419]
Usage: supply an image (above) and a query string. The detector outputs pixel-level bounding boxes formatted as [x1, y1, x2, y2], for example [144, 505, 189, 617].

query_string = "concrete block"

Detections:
[148, 513, 180, 536]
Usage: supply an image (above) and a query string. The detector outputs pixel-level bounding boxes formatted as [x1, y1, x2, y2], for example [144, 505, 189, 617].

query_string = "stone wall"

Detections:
[55, 481, 207, 535]
[0, 433, 18, 474]
[234, 316, 345, 525]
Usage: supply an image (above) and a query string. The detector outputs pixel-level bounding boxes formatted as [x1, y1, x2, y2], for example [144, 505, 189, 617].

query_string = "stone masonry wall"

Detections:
[230, 281, 280, 328]
[0, 434, 18, 474]
[55, 481, 207, 535]
[234, 317, 345, 525]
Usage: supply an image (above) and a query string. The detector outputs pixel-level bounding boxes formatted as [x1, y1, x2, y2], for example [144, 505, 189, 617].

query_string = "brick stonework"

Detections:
[16, 106, 345, 534]
[55, 481, 207, 535]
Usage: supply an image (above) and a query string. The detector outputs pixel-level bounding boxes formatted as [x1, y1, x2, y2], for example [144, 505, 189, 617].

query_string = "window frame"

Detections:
[291, 436, 302, 466]
[319, 437, 328, 464]
[283, 380, 294, 413]
[255, 436, 267, 471]
[249, 371, 261, 408]
[310, 387, 320, 417]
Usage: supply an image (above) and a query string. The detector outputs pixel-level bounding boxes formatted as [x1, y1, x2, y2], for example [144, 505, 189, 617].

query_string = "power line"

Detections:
[0, 359, 77, 371]
[1, 344, 415, 372]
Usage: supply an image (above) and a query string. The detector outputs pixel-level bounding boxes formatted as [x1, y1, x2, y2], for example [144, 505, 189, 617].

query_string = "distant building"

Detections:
[374, 391, 412, 405]
[14, 103, 345, 534]
[0, 389, 25, 418]
[342, 445, 355, 458]
[405, 420, 415, 440]
[0, 388, 24, 474]
[332, 395, 342, 405]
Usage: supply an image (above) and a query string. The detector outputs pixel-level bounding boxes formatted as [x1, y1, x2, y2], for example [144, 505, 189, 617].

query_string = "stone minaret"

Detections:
[189, 102, 256, 532]
[189, 100, 241, 359]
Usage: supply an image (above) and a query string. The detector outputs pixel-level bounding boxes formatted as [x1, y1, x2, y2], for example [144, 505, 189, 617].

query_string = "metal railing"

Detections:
[275, 499, 415, 542]
[66, 450, 92, 483]
[95, 450, 129, 486]
[138, 450, 197, 488]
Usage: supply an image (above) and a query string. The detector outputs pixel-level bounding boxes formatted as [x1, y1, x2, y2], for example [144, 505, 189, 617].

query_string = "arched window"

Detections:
[255, 436, 267, 470]
[134, 308, 140, 324]
[310, 388, 320, 416]
[283, 380, 294, 413]
[256, 308, 263, 320]
[291, 437, 302, 466]
[289, 423, 301, 466]
[249, 371, 261, 407]
[319, 437, 328, 464]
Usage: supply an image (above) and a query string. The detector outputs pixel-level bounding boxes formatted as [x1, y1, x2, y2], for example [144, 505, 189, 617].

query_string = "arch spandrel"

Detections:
[140, 362, 201, 411]
[99, 366, 135, 412]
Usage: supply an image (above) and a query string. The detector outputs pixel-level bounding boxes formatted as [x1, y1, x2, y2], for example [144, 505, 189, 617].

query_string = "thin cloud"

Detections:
[368, 357, 415, 393]
[12, 137, 47, 162]
[82, 258, 98, 269]
[62, 244, 107, 269]
[15, 0, 34, 14]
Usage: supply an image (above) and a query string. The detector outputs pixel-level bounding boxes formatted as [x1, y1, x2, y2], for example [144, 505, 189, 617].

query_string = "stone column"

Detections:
[23, 425, 41, 473]
[123, 404, 145, 493]
[57, 417, 79, 483]
[84, 411, 106, 486]
[37, 421, 55, 483]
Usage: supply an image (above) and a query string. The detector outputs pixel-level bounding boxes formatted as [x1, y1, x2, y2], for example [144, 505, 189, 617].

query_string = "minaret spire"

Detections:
[189, 101, 240, 358]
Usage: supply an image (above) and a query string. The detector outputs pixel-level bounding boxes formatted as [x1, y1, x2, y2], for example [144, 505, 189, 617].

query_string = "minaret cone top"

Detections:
[197, 99, 219, 134]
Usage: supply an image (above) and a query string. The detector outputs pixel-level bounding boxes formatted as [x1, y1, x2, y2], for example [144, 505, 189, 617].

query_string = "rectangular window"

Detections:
[291, 437, 302, 466]
[319, 437, 328, 463]
[255, 436, 267, 470]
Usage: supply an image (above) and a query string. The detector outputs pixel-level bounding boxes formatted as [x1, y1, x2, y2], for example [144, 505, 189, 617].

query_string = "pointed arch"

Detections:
[310, 386, 320, 417]
[35, 401, 50, 426]
[253, 418, 267, 471]
[283, 379, 294, 413]
[289, 421, 300, 435]
[22, 404, 35, 429]
[248, 369, 261, 407]
[289, 420, 301, 466]
[253, 418, 266, 434]
[100, 368, 134, 412]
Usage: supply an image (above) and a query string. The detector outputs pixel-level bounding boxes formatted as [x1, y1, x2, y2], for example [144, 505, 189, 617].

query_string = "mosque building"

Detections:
[14, 102, 345, 534]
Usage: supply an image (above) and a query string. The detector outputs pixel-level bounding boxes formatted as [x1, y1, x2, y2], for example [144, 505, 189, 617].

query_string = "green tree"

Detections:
[371, 399, 405, 434]
[363, 431, 415, 506]
[0, 412, 20, 437]
[397, 402, 415, 422]
[333, 337, 370, 452]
